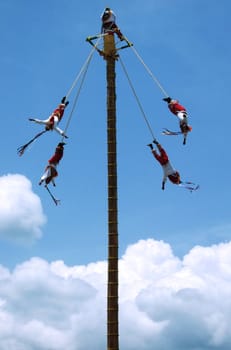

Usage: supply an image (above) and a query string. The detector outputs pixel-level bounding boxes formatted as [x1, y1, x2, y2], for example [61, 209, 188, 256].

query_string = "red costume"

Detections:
[39, 143, 65, 186]
[47, 104, 65, 128]
[29, 97, 69, 138]
[148, 141, 181, 189]
[163, 97, 191, 145]
[168, 100, 187, 116]
[48, 143, 64, 165]
[148, 140, 198, 191]
[152, 146, 168, 166]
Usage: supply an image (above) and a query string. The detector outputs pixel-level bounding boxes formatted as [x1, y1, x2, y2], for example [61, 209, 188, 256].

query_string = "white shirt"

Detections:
[101, 10, 116, 24]
[162, 161, 176, 182]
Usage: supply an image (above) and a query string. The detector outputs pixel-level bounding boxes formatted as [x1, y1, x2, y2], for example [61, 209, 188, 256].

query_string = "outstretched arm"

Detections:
[28, 118, 49, 125]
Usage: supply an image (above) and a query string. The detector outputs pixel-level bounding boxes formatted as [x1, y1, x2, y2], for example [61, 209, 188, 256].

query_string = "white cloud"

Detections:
[0, 239, 231, 349]
[0, 174, 46, 243]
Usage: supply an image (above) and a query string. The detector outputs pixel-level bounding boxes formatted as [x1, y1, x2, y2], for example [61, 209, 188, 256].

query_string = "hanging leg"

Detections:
[39, 167, 50, 185]
[54, 126, 68, 138]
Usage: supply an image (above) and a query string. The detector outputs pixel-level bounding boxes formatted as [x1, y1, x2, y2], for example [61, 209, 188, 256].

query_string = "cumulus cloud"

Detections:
[0, 174, 46, 243]
[0, 239, 231, 349]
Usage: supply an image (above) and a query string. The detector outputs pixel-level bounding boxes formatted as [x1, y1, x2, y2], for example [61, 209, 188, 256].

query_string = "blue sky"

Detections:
[0, 1, 231, 349]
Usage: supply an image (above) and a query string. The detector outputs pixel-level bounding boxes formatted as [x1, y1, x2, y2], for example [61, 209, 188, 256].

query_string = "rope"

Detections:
[119, 56, 155, 139]
[45, 185, 60, 205]
[130, 46, 169, 97]
[60, 46, 95, 141]
[65, 37, 101, 100]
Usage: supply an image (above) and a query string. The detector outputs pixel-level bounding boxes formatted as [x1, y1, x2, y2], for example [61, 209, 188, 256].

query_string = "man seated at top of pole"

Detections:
[101, 7, 124, 41]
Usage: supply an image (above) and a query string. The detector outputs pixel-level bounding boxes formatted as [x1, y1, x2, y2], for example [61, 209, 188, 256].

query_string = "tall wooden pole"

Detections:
[104, 34, 119, 350]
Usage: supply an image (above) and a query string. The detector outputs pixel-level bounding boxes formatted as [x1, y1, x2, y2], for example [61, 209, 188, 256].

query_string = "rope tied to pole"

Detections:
[60, 45, 96, 142]
[66, 37, 101, 100]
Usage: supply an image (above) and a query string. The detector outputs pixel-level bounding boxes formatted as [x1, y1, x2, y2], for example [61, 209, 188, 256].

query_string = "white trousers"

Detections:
[40, 165, 57, 186]
[176, 111, 188, 125]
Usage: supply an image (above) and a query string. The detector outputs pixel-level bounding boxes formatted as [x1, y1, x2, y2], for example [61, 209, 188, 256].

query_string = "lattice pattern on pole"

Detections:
[104, 34, 119, 350]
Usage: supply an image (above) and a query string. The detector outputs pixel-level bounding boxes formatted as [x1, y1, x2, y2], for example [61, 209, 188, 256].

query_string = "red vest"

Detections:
[168, 101, 186, 115]
[168, 172, 180, 184]
[52, 107, 65, 122]
[49, 147, 64, 165]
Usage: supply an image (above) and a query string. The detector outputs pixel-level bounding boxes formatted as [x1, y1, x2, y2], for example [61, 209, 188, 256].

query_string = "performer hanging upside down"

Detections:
[29, 97, 69, 138]
[101, 7, 124, 40]
[147, 139, 199, 191]
[39, 142, 65, 186]
[163, 97, 192, 145]
[147, 139, 181, 190]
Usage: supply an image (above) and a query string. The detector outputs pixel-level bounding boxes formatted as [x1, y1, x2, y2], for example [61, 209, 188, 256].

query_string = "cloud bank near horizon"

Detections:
[0, 238, 230, 349]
